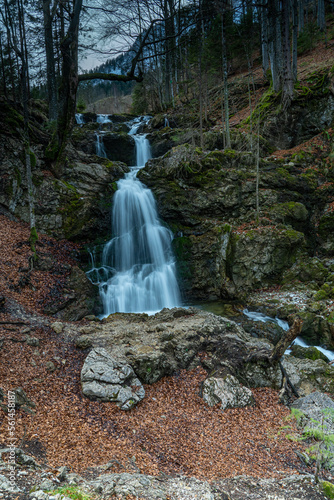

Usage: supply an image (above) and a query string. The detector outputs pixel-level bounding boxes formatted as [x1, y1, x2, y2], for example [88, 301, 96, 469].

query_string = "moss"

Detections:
[270, 202, 308, 222]
[290, 345, 328, 362]
[30, 226, 38, 255]
[172, 236, 193, 281]
[277, 167, 296, 183]
[29, 150, 37, 168]
[314, 283, 334, 301]
[14, 166, 22, 186]
[32, 173, 43, 187]
[322, 481, 334, 499]
[3, 103, 24, 135]
[46, 485, 93, 500]
[45, 135, 59, 161]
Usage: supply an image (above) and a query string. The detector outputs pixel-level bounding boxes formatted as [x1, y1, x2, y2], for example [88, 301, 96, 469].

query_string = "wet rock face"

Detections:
[43, 265, 101, 321]
[81, 347, 145, 410]
[138, 145, 308, 300]
[0, 134, 128, 241]
[103, 133, 135, 165]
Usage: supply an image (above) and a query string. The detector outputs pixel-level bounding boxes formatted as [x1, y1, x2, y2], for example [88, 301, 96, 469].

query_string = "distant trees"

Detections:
[0, 0, 333, 156]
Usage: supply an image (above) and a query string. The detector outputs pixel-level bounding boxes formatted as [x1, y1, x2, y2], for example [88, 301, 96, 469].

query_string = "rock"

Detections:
[292, 392, 334, 470]
[76, 335, 93, 349]
[0, 448, 39, 468]
[290, 344, 328, 362]
[45, 361, 56, 372]
[51, 322, 64, 334]
[25, 336, 40, 347]
[0, 473, 21, 492]
[81, 348, 145, 410]
[0, 122, 128, 242]
[29, 491, 50, 499]
[14, 387, 35, 408]
[202, 374, 255, 410]
[138, 146, 306, 300]
[57, 466, 69, 482]
[292, 391, 334, 433]
[46, 266, 101, 321]
[44, 471, 327, 499]
[0, 295, 5, 309]
[70, 308, 282, 392]
[282, 357, 334, 396]
[103, 132, 135, 165]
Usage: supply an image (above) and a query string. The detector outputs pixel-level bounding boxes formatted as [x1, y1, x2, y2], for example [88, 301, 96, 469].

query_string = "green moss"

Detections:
[322, 481, 334, 499]
[290, 344, 328, 362]
[314, 283, 334, 301]
[30, 226, 38, 255]
[14, 166, 22, 186]
[277, 167, 296, 183]
[29, 150, 37, 168]
[46, 485, 93, 500]
[270, 202, 308, 222]
[172, 236, 193, 281]
[3, 103, 24, 135]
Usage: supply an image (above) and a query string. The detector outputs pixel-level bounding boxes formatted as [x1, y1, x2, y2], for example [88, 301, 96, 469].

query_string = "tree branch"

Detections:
[78, 71, 143, 83]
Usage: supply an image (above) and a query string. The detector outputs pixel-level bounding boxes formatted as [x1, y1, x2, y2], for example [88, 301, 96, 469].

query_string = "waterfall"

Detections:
[95, 114, 112, 158]
[75, 113, 85, 125]
[97, 114, 112, 124]
[88, 116, 181, 316]
[95, 133, 107, 158]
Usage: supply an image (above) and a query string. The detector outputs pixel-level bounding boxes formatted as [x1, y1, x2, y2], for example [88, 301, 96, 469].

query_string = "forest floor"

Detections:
[0, 214, 327, 499]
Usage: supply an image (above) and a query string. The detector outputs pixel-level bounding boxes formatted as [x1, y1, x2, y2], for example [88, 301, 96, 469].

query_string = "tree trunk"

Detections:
[43, 0, 58, 121]
[292, 0, 298, 81]
[55, 0, 83, 161]
[0, 32, 8, 98]
[260, 1, 269, 77]
[268, 0, 282, 92]
[298, 0, 305, 32]
[17, 0, 37, 253]
[317, 0, 325, 31]
[221, 10, 231, 149]
[282, 0, 295, 107]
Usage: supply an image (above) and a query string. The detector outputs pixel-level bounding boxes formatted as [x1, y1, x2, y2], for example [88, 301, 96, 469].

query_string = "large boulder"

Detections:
[81, 347, 145, 410]
[73, 308, 282, 391]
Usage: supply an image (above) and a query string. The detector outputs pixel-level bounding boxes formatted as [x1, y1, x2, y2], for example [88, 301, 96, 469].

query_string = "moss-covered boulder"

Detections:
[318, 209, 334, 255]
[290, 344, 329, 362]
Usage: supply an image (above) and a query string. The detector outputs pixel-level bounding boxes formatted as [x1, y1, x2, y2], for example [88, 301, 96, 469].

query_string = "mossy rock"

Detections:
[270, 201, 308, 222]
[282, 258, 328, 285]
[322, 480, 334, 499]
[290, 344, 328, 362]
[314, 283, 334, 301]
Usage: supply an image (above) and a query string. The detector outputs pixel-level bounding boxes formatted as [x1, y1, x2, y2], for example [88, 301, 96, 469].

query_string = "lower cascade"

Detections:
[88, 116, 181, 316]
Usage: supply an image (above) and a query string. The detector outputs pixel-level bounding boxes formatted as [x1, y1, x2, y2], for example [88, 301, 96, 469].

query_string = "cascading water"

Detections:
[88, 116, 181, 316]
[75, 113, 85, 125]
[95, 134, 107, 158]
[95, 114, 111, 158]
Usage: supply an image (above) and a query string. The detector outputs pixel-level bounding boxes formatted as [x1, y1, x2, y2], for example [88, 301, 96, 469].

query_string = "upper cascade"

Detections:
[87, 115, 181, 316]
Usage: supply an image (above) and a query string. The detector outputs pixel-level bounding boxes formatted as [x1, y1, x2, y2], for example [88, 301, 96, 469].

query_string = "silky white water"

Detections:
[95, 133, 107, 158]
[243, 308, 334, 361]
[88, 116, 181, 316]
